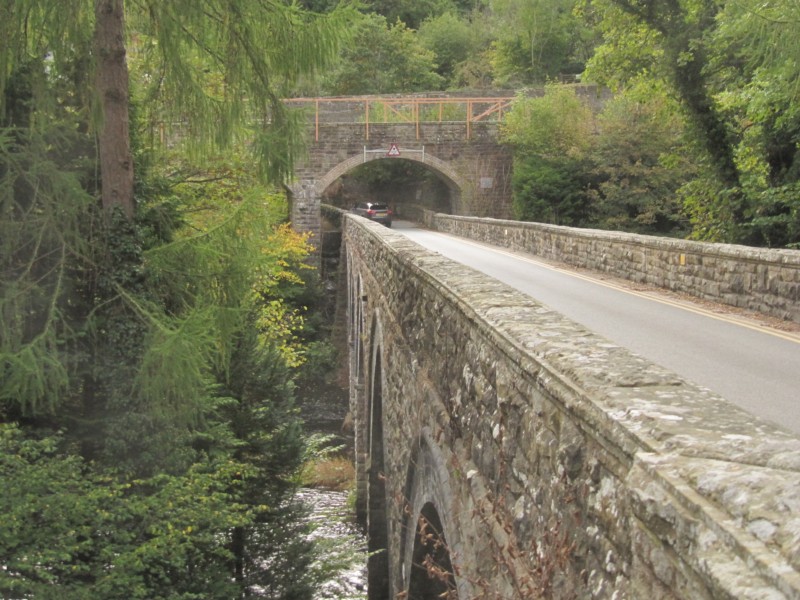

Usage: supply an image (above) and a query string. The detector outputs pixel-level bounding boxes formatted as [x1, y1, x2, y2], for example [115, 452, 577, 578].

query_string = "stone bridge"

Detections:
[340, 212, 800, 599]
[287, 93, 517, 242]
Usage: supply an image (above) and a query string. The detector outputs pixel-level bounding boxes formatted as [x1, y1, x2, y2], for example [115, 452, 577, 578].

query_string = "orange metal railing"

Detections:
[284, 96, 516, 141]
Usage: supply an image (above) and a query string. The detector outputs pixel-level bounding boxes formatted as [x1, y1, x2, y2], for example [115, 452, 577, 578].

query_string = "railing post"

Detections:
[365, 99, 370, 141]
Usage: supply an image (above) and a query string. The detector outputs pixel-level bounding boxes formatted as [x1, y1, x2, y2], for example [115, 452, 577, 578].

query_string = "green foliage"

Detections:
[0, 146, 333, 595]
[2, 54, 340, 600]
[0, 1, 94, 122]
[679, 177, 741, 243]
[715, 0, 800, 87]
[2, 1, 359, 190]
[583, 0, 736, 184]
[501, 86, 593, 156]
[0, 424, 108, 599]
[214, 329, 323, 596]
[579, 0, 800, 246]
[746, 184, 800, 249]
[0, 423, 248, 599]
[589, 82, 692, 234]
[0, 112, 94, 419]
[579, 1, 662, 90]
[487, 0, 591, 85]
[502, 82, 695, 234]
[501, 86, 594, 224]
[130, 0, 358, 180]
[0, 416, 329, 599]
[322, 14, 445, 94]
[365, 0, 464, 29]
[1, 1, 358, 598]
[418, 12, 485, 83]
[296, 0, 341, 12]
[511, 154, 593, 225]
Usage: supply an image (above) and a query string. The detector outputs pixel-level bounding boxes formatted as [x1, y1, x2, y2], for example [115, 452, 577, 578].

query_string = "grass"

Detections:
[301, 455, 355, 492]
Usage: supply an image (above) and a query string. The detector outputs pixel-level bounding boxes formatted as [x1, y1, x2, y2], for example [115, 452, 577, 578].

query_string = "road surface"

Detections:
[393, 221, 800, 435]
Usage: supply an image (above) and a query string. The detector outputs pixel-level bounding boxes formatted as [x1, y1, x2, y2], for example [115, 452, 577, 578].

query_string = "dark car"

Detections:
[353, 202, 392, 227]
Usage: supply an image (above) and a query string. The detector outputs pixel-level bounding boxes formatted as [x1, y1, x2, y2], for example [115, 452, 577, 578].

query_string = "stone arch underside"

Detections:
[367, 314, 390, 600]
[313, 153, 471, 214]
[399, 426, 467, 599]
[349, 268, 368, 525]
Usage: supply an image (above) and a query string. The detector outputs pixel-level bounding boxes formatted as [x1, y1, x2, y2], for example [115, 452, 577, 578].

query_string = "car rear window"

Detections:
[370, 204, 388, 210]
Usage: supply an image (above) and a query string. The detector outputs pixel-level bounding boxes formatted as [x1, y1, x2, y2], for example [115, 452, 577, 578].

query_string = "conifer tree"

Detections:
[1, 1, 358, 597]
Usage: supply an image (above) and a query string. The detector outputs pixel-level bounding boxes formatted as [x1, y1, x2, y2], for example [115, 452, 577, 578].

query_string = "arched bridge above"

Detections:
[286, 94, 516, 240]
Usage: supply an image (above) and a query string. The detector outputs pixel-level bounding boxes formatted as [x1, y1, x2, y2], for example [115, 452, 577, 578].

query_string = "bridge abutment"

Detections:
[288, 179, 321, 246]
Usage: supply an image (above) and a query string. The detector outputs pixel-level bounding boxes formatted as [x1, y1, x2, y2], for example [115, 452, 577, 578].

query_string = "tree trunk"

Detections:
[231, 525, 246, 586]
[93, 0, 134, 218]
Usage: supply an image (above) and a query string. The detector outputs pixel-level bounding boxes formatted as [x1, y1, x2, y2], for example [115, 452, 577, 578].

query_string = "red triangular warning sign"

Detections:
[387, 143, 401, 157]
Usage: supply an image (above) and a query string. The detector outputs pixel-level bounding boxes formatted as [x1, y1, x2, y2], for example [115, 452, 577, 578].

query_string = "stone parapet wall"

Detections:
[427, 213, 800, 323]
[345, 213, 800, 599]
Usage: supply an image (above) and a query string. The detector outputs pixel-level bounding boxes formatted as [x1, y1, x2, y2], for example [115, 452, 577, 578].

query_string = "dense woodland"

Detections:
[1, 1, 798, 598]
[303, 0, 800, 247]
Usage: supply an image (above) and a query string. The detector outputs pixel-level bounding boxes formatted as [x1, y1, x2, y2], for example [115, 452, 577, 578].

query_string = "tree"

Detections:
[511, 154, 594, 224]
[0, 0, 356, 433]
[366, 0, 462, 29]
[322, 14, 445, 94]
[1, 1, 359, 597]
[585, 1, 738, 184]
[501, 86, 595, 224]
[1, 143, 332, 596]
[2, 0, 356, 220]
[589, 82, 693, 234]
[487, 0, 591, 84]
[0, 423, 247, 599]
[95, 0, 135, 217]
[710, 1, 800, 246]
[582, 0, 800, 246]
[580, 0, 749, 240]
[418, 12, 486, 85]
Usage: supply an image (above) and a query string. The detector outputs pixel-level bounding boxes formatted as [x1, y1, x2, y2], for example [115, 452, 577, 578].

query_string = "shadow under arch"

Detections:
[367, 313, 390, 600]
[400, 425, 466, 599]
[314, 152, 471, 215]
[350, 270, 368, 525]
[409, 502, 456, 600]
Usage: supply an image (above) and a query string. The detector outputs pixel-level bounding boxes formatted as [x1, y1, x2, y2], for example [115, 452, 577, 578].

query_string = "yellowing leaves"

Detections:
[140, 154, 315, 407]
[254, 300, 306, 368]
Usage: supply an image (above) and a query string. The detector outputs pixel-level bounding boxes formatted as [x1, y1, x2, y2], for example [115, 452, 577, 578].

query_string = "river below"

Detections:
[298, 382, 368, 598]
[298, 487, 368, 599]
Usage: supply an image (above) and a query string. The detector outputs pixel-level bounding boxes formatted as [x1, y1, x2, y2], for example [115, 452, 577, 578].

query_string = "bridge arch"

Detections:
[314, 152, 471, 215]
[366, 314, 390, 599]
[348, 269, 369, 523]
[289, 94, 531, 239]
[399, 426, 467, 599]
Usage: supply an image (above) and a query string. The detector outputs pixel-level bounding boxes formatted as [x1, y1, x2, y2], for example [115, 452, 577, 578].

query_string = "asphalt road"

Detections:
[392, 220, 800, 435]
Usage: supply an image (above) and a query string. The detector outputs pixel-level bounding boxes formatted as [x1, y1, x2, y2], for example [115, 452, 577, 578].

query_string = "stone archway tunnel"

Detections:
[287, 95, 516, 244]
